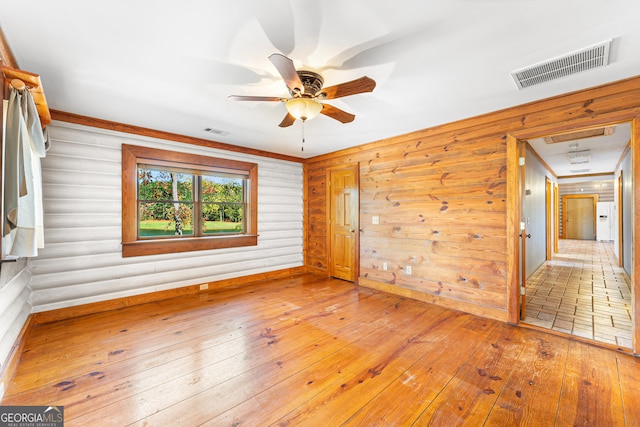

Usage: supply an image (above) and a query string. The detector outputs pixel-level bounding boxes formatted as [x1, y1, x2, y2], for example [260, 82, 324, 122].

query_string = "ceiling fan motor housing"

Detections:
[294, 70, 324, 97]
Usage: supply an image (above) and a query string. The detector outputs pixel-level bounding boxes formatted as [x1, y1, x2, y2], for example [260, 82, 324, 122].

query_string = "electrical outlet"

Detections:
[199, 283, 208, 291]
[382, 262, 388, 271]
[405, 265, 412, 275]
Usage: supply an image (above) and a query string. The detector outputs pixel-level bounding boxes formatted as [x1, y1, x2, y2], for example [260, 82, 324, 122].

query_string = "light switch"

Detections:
[372, 216, 380, 225]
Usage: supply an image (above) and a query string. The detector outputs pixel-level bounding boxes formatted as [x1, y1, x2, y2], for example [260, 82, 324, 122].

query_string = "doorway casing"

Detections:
[506, 116, 639, 354]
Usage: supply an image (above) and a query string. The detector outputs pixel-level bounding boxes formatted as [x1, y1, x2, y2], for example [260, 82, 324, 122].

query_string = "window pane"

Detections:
[137, 167, 194, 237]
[138, 202, 194, 236]
[138, 167, 193, 201]
[201, 203, 244, 235]
[201, 175, 245, 235]
[201, 175, 244, 203]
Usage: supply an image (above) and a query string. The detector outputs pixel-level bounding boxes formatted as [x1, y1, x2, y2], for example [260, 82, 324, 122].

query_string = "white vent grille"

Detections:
[204, 127, 230, 136]
[567, 150, 591, 164]
[511, 40, 612, 90]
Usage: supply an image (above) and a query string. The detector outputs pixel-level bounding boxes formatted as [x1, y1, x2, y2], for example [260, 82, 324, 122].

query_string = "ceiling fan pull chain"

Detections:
[301, 119, 305, 151]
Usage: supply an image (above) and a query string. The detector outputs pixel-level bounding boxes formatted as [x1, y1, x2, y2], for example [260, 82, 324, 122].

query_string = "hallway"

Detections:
[523, 239, 632, 348]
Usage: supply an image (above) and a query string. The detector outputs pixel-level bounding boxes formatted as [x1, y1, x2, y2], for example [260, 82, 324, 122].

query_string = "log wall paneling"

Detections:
[305, 75, 640, 325]
[0, 259, 31, 397]
[29, 122, 304, 312]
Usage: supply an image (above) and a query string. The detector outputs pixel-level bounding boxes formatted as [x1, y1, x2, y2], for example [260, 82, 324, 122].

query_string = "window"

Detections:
[122, 144, 257, 257]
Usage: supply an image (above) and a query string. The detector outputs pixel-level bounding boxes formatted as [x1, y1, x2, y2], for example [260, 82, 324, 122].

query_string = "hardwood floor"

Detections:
[2, 273, 639, 426]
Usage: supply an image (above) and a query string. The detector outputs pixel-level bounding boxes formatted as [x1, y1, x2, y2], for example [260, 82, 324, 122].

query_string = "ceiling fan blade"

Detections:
[321, 104, 355, 124]
[228, 95, 285, 102]
[251, 0, 295, 56]
[321, 76, 376, 99]
[269, 53, 304, 94]
[279, 113, 296, 128]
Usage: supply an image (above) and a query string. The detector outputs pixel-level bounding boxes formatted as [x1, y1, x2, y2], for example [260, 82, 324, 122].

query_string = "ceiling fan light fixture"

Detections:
[286, 97, 322, 121]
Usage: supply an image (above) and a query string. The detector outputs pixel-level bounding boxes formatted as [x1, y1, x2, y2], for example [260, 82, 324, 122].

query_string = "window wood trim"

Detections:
[122, 144, 258, 257]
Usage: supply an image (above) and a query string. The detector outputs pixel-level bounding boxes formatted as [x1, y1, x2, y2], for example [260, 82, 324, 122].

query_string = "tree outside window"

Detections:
[137, 167, 246, 237]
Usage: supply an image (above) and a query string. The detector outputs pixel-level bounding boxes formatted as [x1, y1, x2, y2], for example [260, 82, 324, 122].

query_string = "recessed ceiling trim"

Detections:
[511, 39, 612, 90]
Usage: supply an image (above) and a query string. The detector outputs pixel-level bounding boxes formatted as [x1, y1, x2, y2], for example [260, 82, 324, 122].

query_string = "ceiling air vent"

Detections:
[511, 39, 612, 90]
[569, 168, 591, 174]
[204, 127, 230, 136]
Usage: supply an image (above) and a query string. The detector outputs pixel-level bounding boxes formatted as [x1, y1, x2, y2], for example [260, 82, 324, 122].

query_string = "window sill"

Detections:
[122, 234, 258, 257]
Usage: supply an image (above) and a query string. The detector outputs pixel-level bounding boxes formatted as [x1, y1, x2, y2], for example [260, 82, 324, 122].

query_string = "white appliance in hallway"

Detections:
[596, 201, 614, 241]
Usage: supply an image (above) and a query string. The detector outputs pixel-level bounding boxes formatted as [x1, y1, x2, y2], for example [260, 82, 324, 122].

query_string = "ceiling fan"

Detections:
[229, 53, 376, 127]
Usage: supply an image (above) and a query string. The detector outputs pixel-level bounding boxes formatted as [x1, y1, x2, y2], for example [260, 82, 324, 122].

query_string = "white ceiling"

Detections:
[2, 1, 639, 166]
[528, 123, 630, 179]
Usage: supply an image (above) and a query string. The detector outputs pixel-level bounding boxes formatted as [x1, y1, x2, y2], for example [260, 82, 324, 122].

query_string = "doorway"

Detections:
[507, 120, 636, 352]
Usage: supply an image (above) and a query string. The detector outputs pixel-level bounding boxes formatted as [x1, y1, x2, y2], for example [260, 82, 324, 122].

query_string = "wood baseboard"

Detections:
[0, 314, 35, 398]
[358, 277, 508, 323]
[305, 265, 329, 276]
[32, 266, 308, 325]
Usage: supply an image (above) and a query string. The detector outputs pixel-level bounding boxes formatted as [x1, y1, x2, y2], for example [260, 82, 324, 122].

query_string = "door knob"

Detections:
[349, 229, 355, 233]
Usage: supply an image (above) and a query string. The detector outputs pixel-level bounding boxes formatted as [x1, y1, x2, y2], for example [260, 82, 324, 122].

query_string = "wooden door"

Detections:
[565, 197, 596, 240]
[328, 164, 359, 282]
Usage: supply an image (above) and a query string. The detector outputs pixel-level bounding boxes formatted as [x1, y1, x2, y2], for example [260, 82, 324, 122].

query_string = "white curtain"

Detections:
[2, 87, 47, 257]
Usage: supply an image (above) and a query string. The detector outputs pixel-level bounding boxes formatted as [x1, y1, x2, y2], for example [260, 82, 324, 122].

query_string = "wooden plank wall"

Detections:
[305, 75, 640, 322]
[559, 180, 615, 202]
[28, 123, 304, 312]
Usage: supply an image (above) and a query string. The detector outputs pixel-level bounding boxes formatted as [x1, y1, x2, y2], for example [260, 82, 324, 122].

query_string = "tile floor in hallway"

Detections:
[523, 239, 632, 349]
